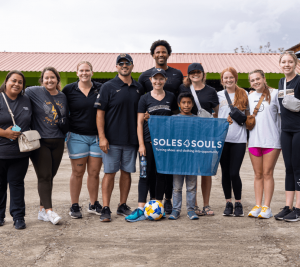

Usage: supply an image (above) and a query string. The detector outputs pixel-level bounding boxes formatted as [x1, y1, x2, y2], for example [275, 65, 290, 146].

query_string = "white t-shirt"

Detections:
[217, 90, 247, 143]
[248, 89, 281, 149]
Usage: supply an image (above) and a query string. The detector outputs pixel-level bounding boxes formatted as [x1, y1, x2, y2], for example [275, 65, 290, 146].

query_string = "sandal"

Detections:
[202, 205, 215, 216]
[194, 206, 205, 216]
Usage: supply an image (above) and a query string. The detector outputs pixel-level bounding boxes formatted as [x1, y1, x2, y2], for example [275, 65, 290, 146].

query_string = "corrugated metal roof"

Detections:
[0, 52, 299, 74]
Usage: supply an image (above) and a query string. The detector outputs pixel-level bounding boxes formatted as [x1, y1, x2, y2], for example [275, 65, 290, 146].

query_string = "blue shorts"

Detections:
[102, 145, 137, 173]
[66, 132, 102, 159]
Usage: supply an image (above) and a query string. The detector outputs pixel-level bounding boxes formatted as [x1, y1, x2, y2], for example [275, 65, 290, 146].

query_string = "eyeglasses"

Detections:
[281, 51, 295, 54]
[117, 62, 132, 66]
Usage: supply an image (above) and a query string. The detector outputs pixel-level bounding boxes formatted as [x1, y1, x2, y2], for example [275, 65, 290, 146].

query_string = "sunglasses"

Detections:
[281, 50, 295, 54]
[117, 62, 132, 66]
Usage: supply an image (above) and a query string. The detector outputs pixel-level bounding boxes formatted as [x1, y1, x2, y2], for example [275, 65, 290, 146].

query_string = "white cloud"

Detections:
[0, 0, 299, 53]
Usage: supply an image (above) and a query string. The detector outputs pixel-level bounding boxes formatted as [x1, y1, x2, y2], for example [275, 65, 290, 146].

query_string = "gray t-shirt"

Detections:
[25, 86, 68, 139]
[0, 93, 32, 159]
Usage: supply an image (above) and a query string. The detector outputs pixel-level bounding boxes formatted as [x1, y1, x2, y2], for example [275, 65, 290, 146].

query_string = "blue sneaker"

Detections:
[125, 208, 146, 222]
[187, 210, 199, 220]
[168, 210, 180, 220]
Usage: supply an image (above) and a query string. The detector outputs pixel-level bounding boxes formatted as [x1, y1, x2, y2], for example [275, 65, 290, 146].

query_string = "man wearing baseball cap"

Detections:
[138, 40, 183, 214]
[95, 53, 144, 222]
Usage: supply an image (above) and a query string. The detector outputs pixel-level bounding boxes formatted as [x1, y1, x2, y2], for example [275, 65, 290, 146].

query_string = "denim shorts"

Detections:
[102, 145, 137, 173]
[66, 132, 103, 159]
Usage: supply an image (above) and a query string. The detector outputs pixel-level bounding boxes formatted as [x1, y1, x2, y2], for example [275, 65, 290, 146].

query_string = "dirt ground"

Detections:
[1, 148, 300, 267]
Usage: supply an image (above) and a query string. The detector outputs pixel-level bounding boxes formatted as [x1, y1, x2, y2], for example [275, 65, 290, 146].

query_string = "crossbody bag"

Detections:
[282, 78, 300, 112]
[245, 93, 265, 130]
[224, 89, 247, 126]
[1, 92, 41, 152]
[43, 88, 69, 135]
[190, 85, 213, 118]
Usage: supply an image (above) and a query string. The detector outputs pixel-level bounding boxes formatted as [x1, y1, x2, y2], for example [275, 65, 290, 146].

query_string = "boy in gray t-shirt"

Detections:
[169, 92, 198, 220]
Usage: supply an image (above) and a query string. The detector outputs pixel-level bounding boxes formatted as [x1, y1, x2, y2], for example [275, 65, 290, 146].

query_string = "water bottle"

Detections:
[140, 156, 147, 178]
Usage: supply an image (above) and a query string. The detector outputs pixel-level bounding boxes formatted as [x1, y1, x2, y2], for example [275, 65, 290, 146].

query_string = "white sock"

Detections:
[138, 207, 143, 211]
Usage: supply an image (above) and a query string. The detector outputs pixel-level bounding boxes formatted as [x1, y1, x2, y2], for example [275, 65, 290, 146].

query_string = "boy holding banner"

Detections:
[169, 93, 199, 220]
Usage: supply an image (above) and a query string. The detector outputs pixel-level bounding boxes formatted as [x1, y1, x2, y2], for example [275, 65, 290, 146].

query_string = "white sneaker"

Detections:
[258, 206, 273, 219]
[46, 210, 62, 225]
[248, 205, 262, 218]
[38, 208, 49, 222]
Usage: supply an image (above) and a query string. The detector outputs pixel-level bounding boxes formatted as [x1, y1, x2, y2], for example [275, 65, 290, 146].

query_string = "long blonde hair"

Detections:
[248, 69, 271, 104]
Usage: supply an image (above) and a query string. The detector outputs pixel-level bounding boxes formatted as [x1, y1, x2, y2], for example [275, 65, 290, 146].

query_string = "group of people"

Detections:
[0, 40, 299, 230]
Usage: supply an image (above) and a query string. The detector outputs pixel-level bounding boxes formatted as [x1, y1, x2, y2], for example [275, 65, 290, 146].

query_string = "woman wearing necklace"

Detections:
[178, 63, 219, 216]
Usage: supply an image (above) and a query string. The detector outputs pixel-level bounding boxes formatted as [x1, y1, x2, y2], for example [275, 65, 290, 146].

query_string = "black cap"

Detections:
[116, 53, 133, 64]
[188, 63, 204, 74]
[150, 68, 167, 78]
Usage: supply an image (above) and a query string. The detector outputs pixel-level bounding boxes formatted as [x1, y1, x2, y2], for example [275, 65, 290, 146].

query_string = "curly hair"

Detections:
[0, 70, 26, 95]
[150, 40, 172, 56]
[220, 67, 248, 111]
[39, 66, 61, 91]
[248, 69, 271, 104]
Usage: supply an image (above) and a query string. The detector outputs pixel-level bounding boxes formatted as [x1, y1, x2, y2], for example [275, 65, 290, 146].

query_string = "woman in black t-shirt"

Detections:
[0, 71, 32, 230]
[125, 68, 177, 222]
[274, 52, 300, 222]
[179, 63, 219, 216]
[62, 61, 103, 219]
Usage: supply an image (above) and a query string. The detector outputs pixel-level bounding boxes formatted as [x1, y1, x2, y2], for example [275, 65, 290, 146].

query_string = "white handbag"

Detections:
[190, 85, 213, 118]
[282, 78, 300, 112]
[1, 92, 41, 152]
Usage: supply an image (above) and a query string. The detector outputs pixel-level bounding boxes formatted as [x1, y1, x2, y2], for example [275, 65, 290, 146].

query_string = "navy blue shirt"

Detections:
[138, 66, 183, 97]
[0, 93, 32, 159]
[63, 81, 102, 135]
[94, 75, 144, 145]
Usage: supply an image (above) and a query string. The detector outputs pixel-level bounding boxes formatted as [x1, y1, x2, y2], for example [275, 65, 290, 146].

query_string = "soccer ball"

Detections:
[144, 200, 164, 221]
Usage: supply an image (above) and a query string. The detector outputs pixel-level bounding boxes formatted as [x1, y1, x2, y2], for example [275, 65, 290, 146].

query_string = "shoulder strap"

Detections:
[1, 92, 16, 125]
[224, 89, 234, 111]
[283, 78, 287, 96]
[43, 87, 62, 119]
[190, 85, 202, 111]
[252, 93, 265, 116]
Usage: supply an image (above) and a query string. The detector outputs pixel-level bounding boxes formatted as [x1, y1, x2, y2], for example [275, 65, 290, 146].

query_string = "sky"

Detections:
[0, 0, 299, 54]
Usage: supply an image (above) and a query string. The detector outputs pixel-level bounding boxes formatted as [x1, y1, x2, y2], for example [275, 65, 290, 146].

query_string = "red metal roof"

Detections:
[0, 52, 299, 74]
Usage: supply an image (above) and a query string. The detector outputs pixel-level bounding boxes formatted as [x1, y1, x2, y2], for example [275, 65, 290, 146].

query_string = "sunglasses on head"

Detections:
[117, 62, 132, 66]
[281, 50, 295, 54]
